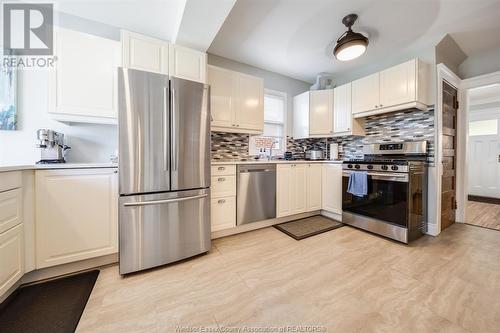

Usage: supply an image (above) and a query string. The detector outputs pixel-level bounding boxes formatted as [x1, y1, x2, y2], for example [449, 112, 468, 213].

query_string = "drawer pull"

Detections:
[218, 199, 226, 204]
[217, 177, 225, 182]
[218, 167, 225, 171]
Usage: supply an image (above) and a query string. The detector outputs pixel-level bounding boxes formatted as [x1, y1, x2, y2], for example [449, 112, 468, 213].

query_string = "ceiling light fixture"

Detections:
[334, 14, 369, 61]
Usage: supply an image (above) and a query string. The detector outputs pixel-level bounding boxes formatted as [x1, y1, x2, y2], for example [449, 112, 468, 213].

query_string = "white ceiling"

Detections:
[50, 0, 187, 42]
[208, 0, 500, 83]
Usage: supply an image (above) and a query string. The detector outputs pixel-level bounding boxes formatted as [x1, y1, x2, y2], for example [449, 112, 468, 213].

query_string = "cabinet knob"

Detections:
[374, 105, 379, 108]
[379, 104, 383, 107]
[218, 199, 226, 204]
[218, 167, 225, 170]
[217, 177, 225, 182]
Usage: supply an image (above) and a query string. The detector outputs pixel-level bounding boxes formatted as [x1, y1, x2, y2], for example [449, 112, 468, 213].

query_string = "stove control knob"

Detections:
[381, 165, 389, 171]
[391, 165, 399, 171]
[355, 165, 361, 169]
[367, 165, 374, 170]
[347, 164, 353, 169]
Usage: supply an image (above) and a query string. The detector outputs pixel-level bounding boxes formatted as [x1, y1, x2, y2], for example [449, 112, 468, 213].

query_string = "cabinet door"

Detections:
[333, 83, 352, 134]
[352, 73, 380, 114]
[36, 169, 118, 268]
[0, 188, 22, 234]
[121, 30, 169, 74]
[309, 89, 333, 136]
[208, 65, 236, 129]
[276, 165, 293, 217]
[235, 73, 264, 132]
[291, 164, 307, 214]
[322, 164, 342, 214]
[169, 44, 207, 83]
[293, 92, 310, 139]
[379, 59, 416, 107]
[49, 28, 121, 122]
[211, 197, 236, 231]
[306, 164, 322, 211]
[0, 224, 24, 296]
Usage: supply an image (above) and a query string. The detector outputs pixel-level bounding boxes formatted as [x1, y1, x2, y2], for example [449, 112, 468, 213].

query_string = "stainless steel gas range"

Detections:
[342, 141, 428, 243]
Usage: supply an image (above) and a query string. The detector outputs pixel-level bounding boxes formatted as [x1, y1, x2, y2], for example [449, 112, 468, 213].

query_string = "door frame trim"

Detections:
[433, 64, 462, 235]
[457, 69, 500, 224]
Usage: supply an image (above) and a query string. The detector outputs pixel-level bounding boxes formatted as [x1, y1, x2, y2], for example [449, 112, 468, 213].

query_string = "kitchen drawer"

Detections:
[0, 188, 22, 234]
[211, 175, 236, 198]
[211, 196, 236, 231]
[211, 165, 236, 176]
[0, 223, 24, 297]
[0, 171, 22, 193]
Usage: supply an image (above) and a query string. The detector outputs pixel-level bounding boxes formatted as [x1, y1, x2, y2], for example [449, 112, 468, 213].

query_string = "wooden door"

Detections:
[441, 81, 458, 230]
[235, 73, 264, 131]
[352, 72, 380, 114]
[309, 89, 333, 136]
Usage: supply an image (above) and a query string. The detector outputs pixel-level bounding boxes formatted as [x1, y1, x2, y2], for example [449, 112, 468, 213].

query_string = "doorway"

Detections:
[465, 84, 500, 231]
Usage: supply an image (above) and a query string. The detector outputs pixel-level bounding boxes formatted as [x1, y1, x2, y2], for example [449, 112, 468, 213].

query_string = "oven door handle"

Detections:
[342, 171, 409, 182]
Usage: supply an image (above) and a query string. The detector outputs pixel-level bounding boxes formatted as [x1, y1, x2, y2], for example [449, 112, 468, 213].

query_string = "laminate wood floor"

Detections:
[466, 201, 500, 231]
[77, 223, 500, 333]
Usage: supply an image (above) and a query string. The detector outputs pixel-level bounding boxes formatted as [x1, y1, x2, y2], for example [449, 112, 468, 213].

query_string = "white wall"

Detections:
[459, 47, 500, 79]
[0, 12, 120, 165]
[207, 54, 310, 136]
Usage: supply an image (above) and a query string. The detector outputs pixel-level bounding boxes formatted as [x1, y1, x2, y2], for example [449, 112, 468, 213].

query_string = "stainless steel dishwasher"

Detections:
[237, 164, 276, 225]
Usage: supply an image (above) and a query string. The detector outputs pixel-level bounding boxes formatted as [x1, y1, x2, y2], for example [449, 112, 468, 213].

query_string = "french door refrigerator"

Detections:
[118, 68, 211, 274]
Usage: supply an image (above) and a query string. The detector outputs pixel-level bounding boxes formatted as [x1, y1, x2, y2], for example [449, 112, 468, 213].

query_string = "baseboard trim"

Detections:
[320, 210, 342, 222]
[468, 195, 500, 205]
[426, 223, 440, 236]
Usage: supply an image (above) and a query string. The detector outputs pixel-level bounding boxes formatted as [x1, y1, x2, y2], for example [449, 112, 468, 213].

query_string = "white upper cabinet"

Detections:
[208, 65, 264, 134]
[379, 59, 416, 107]
[49, 28, 121, 124]
[352, 72, 380, 115]
[352, 58, 430, 117]
[293, 91, 310, 139]
[121, 30, 169, 74]
[309, 89, 334, 136]
[235, 72, 264, 131]
[122, 30, 207, 83]
[169, 44, 207, 83]
[333, 83, 365, 137]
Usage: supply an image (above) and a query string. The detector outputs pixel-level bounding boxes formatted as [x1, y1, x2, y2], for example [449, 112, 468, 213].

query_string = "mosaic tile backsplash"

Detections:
[211, 108, 435, 162]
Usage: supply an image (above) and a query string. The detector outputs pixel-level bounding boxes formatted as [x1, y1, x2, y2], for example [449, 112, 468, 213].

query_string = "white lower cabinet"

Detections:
[211, 165, 236, 231]
[35, 168, 118, 269]
[307, 164, 322, 211]
[277, 163, 322, 218]
[322, 163, 343, 214]
[0, 222, 24, 297]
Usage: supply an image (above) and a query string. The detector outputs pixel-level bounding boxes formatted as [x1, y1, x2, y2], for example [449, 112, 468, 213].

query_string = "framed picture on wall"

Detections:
[0, 49, 17, 130]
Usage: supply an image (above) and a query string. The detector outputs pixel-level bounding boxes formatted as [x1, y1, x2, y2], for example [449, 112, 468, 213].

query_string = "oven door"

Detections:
[342, 171, 409, 228]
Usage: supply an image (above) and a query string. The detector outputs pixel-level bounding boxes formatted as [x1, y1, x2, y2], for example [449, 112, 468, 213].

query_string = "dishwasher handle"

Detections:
[238, 164, 276, 173]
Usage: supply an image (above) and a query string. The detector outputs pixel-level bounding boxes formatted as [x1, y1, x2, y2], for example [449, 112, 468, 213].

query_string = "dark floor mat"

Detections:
[0, 270, 99, 333]
[274, 216, 343, 240]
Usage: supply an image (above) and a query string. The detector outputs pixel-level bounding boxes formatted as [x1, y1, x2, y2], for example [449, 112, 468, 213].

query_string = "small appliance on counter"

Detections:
[329, 143, 339, 160]
[284, 151, 293, 160]
[35, 129, 71, 164]
[305, 149, 325, 160]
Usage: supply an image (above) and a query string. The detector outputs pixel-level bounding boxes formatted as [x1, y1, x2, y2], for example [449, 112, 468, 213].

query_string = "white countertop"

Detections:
[211, 159, 343, 165]
[0, 162, 118, 173]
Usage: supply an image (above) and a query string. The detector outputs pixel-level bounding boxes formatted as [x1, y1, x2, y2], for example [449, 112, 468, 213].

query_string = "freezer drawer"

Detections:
[119, 188, 211, 274]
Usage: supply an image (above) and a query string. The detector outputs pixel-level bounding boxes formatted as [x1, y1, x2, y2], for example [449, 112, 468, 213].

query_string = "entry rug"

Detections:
[0, 270, 99, 333]
[275, 216, 343, 240]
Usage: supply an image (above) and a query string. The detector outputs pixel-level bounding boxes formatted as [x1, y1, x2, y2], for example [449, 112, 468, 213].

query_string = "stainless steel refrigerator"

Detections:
[118, 68, 211, 275]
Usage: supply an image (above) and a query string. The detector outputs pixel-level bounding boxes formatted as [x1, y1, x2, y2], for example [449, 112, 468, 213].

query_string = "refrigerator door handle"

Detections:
[163, 86, 169, 172]
[123, 193, 208, 207]
[171, 87, 178, 171]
